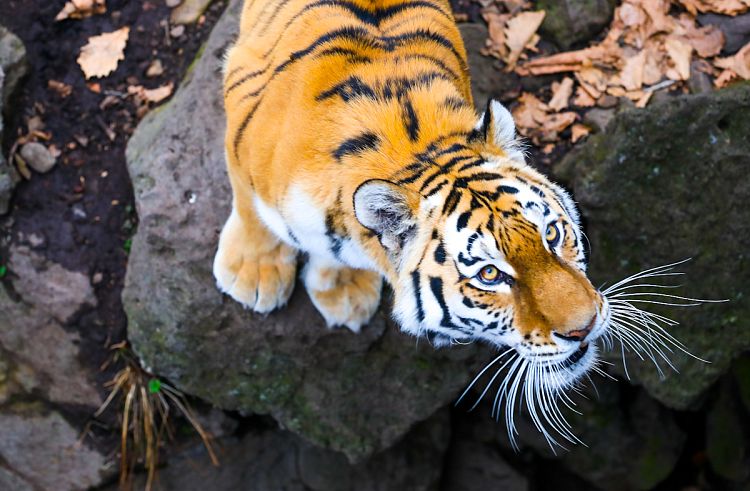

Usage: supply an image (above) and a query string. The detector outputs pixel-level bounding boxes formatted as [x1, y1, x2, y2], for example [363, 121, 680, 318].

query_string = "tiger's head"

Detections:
[354, 100, 610, 390]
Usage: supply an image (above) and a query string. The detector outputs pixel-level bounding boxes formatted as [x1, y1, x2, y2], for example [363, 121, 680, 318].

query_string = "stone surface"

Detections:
[102, 410, 450, 491]
[555, 83, 750, 409]
[497, 384, 685, 491]
[20, 142, 56, 173]
[0, 246, 100, 407]
[0, 405, 110, 491]
[706, 380, 749, 483]
[0, 24, 27, 109]
[0, 65, 12, 215]
[123, 0, 488, 462]
[459, 23, 518, 107]
[537, 0, 616, 49]
[171, 0, 214, 25]
[442, 439, 528, 491]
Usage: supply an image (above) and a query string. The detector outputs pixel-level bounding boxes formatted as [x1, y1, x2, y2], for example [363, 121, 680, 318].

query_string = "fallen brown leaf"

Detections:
[573, 86, 597, 107]
[128, 82, 175, 104]
[55, 0, 106, 21]
[505, 10, 545, 69]
[678, 0, 749, 16]
[548, 77, 574, 112]
[665, 36, 694, 80]
[77, 27, 130, 79]
[570, 124, 591, 143]
[714, 42, 750, 79]
[48, 80, 73, 98]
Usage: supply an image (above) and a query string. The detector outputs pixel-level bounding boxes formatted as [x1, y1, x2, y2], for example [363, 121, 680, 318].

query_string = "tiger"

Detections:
[213, 0, 611, 401]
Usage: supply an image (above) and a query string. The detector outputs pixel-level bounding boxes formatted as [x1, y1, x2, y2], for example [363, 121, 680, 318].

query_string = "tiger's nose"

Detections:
[553, 316, 596, 342]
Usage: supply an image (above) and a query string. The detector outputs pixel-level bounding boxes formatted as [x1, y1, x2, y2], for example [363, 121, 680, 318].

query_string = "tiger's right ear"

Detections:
[469, 99, 523, 160]
[354, 179, 419, 260]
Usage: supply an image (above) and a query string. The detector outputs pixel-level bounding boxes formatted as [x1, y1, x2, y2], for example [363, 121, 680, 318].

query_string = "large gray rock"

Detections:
[123, 0, 488, 461]
[101, 410, 450, 491]
[0, 404, 110, 491]
[0, 24, 26, 215]
[536, 0, 616, 49]
[0, 24, 27, 110]
[556, 84, 750, 409]
[459, 23, 518, 106]
[0, 246, 100, 407]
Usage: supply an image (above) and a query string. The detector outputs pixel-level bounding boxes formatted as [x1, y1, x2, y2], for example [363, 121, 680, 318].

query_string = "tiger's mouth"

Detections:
[556, 342, 589, 369]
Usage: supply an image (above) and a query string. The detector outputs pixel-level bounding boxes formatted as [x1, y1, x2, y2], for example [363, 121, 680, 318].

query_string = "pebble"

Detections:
[166, 0, 182, 6]
[20, 142, 56, 173]
[171, 0, 214, 25]
[170, 25, 186, 38]
[146, 59, 164, 78]
[583, 108, 615, 133]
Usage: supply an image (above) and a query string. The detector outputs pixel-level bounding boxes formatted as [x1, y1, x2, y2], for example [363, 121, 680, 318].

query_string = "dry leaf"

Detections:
[56, 0, 106, 21]
[714, 42, 750, 79]
[548, 77, 574, 112]
[677, 0, 749, 15]
[48, 80, 73, 98]
[573, 86, 597, 107]
[482, 10, 510, 59]
[77, 27, 130, 79]
[128, 82, 175, 104]
[505, 10, 546, 69]
[635, 91, 654, 108]
[620, 51, 646, 90]
[665, 36, 693, 80]
[570, 124, 591, 143]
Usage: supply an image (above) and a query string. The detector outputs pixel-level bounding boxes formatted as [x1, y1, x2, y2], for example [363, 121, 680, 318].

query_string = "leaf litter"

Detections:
[476, 0, 750, 149]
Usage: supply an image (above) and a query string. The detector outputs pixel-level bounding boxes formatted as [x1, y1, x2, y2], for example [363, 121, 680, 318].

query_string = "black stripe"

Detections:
[498, 185, 519, 194]
[402, 98, 420, 141]
[442, 188, 462, 215]
[434, 242, 446, 264]
[382, 29, 468, 72]
[399, 53, 461, 82]
[317, 75, 376, 101]
[233, 96, 264, 159]
[456, 211, 471, 230]
[333, 132, 380, 161]
[429, 276, 456, 328]
[411, 271, 425, 322]
[419, 155, 473, 191]
[224, 62, 272, 95]
[274, 26, 376, 73]
[314, 46, 372, 63]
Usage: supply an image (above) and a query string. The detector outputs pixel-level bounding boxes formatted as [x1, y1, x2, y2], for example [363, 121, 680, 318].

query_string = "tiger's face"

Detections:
[354, 101, 610, 389]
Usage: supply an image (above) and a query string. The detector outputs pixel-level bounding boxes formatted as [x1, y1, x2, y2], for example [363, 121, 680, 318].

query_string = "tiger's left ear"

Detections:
[469, 99, 523, 160]
[354, 179, 419, 263]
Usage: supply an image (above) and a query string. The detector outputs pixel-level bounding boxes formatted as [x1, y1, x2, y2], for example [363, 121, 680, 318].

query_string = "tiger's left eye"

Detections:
[478, 265, 500, 284]
[545, 222, 560, 247]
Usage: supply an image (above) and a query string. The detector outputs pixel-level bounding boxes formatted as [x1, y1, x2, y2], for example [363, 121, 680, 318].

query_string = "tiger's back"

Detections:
[223, 0, 474, 208]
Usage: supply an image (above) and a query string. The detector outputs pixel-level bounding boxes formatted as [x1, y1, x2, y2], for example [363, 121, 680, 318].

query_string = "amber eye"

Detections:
[478, 265, 501, 285]
[545, 222, 560, 247]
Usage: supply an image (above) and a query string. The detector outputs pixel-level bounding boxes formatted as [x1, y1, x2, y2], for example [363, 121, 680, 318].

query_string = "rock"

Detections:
[706, 381, 749, 483]
[689, 60, 714, 94]
[1, 65, 18, 216]
[583, 107, 615, 133]
[0, 24, 27, 110]
[555, 84, 750, 409]
[442, 439, 528, 491]
[171, 0, 214, 25]
[170, 24, 186, 38]
[0, 405, 110, 491]
[459, 23, 519, 106]
[20, 142, 56, 173]
[101, 410, 450, 491]
[123, 0, 488, 461]
[166, 0, 182, 7]
[0, 246, 100, 407]
[536, 0, 616, 49]
[698, 13, 750, 55]
[496, 385, 685, 491]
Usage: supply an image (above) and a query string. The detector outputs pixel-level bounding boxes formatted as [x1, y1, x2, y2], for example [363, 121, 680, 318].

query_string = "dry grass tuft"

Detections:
[95, 341, 219, 490]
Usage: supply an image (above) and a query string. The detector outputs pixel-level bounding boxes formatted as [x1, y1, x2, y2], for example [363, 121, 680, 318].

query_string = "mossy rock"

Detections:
[555, 84, 750, 409]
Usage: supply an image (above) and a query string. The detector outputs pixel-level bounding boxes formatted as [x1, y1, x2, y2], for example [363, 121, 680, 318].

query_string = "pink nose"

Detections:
[553, 316, 596, 342]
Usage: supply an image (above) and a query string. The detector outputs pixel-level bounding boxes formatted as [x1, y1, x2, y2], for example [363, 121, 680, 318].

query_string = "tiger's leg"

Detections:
[213, 190, 297, 313]
[303, 256, 383, 332]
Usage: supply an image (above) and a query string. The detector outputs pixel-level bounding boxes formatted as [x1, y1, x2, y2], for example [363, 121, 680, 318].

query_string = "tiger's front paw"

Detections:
[304, 261, 382, 332]
[213, 212, 297, 313]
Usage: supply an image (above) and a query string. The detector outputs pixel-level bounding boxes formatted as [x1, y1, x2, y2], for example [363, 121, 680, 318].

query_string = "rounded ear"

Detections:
[470, 99, 524, 160]
[354, 179, 419, 259]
